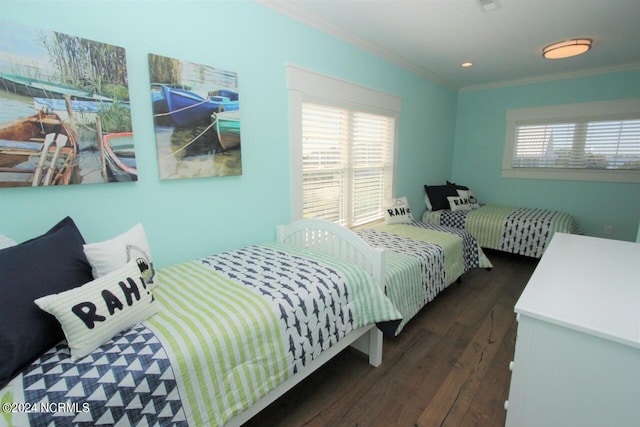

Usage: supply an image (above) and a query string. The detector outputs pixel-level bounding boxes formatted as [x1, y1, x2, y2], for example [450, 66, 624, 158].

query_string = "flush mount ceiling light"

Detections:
[543, 39, 592, 59]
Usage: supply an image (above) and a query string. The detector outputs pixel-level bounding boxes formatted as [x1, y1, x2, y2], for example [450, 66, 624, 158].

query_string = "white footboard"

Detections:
[276, 218, 386, 290]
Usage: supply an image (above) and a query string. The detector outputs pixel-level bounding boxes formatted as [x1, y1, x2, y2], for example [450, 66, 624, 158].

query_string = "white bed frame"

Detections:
[227, 218, 387, 426]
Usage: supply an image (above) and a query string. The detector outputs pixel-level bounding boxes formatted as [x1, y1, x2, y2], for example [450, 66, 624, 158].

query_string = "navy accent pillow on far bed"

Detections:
[0, 217, 94, 388]
[424, 184, 459, 211]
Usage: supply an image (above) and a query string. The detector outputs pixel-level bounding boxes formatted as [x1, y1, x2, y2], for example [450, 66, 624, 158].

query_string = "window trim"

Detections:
[502, 98, 640, 183]
[287, 65, 401, 222]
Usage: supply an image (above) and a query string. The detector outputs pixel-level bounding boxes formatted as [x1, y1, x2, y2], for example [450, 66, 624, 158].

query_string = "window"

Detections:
[288, 66, 400, 227]
[503, 98, 640, 183]
[302, 102, 395, 226]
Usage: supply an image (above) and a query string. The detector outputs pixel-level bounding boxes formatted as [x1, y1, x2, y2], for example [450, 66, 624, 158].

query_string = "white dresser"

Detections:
[505, 233, 640, 427]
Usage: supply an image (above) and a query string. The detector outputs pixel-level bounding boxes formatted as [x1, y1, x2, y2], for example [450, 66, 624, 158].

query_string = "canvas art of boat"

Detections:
[151, 84, 239, 127]
[0, 111, 78, 187]
[102, 132, 137, 182]
[212, 110, 241, 151]
[0, 72, 113, 102]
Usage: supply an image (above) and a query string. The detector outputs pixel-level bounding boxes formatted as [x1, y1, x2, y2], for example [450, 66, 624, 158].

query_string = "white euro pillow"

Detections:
[83, 223, 155, 286]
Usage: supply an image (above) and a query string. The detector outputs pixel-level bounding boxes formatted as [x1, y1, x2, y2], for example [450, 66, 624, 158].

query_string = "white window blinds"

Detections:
[512, 119, 640, 170]
[302, 102, 395, 227]
[503, 98, 640, 182]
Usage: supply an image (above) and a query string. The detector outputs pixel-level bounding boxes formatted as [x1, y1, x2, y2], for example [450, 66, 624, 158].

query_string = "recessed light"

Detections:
[461, 62, 473, 68]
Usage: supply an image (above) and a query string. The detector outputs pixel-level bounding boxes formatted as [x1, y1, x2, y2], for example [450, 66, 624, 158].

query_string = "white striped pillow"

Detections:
[35, 260, 160, 360]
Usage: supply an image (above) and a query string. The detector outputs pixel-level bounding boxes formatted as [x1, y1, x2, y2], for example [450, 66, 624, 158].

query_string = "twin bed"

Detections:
[423, 182, 582, 258]
[1, 218, 398, 427]
[422, 205, 582, 258]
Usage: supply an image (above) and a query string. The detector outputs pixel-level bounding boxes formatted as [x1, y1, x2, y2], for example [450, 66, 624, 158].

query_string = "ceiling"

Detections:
[259, 0, 640, 91]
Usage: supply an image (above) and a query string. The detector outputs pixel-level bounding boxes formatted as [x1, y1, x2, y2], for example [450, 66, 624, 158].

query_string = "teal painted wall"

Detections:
[0, 1, 457, 267]
[452, 70, 640, 241]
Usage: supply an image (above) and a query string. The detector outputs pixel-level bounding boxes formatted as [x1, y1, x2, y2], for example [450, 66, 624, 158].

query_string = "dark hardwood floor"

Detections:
[245, 250, 538, 427]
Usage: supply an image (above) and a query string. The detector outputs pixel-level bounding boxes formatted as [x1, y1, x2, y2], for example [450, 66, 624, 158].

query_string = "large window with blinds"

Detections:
[302, 102, 395, 227]
[503, 98, 640, 183]
[288, 66, 401, 227]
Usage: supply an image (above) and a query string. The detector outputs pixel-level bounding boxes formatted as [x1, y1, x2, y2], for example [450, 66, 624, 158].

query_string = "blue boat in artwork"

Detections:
[151, 84, 239, 127]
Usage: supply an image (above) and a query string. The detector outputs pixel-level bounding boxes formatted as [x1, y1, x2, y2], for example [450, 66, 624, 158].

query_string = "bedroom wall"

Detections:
[451, 69, 640, 242]
[0, 1, 457, 267]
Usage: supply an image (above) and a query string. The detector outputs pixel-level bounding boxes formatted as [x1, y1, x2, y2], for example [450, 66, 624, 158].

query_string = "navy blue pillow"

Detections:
[0, 217, 93, 388]
[446, 180, 469, 191]
[424, 184, 459, 211]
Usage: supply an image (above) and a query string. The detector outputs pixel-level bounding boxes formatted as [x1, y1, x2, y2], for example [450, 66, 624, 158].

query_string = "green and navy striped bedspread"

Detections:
[0, 243, 400, 427]
[357, 222, 492, 335]
[422, 205, 583, 258]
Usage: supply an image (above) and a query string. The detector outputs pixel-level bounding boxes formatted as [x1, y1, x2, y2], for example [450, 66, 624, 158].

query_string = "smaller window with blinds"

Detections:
[503, 98, 640, 183]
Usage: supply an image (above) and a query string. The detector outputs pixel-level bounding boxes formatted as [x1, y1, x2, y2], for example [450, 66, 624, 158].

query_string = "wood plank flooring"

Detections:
[245, 250, 538, 427]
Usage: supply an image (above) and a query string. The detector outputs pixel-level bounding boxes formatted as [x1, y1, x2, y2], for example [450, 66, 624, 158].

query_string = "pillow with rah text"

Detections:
[384, 197, 413, 224]
[35, 260, 159, 360]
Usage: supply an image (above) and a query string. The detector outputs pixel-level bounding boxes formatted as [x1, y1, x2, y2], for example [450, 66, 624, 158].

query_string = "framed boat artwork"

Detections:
[0, 21, 136, 187]
[148, 53, 242, 180]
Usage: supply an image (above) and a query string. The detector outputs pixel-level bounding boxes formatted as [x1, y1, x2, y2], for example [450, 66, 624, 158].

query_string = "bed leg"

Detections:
[351, 327, 383, 367]
[368, 329, 383, 367]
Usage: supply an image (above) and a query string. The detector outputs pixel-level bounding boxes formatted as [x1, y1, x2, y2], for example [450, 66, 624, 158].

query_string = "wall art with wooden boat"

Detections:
[0, 20, 136, 187]
[148, 53, 242, 180]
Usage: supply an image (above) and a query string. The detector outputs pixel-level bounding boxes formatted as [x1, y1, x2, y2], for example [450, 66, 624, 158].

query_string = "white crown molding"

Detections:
[459, 62, 640, 93]
[257, 0, 459, 91]
[257, 1, 640, 94]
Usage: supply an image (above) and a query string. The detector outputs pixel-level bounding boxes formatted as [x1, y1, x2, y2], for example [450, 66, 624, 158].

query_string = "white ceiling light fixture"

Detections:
[461, 62, 473, 68]
[543, 38, 592, 59]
